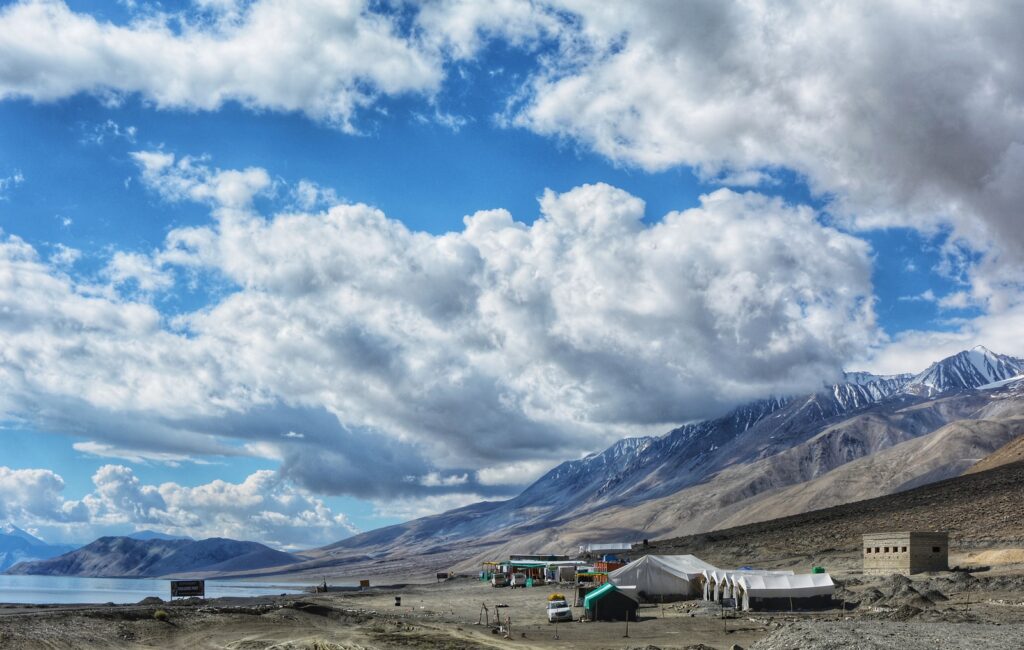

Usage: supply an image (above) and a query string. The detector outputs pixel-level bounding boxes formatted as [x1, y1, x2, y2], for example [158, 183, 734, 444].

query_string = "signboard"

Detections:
[720, 597, 737, 609]
[170, 580, 205, 598]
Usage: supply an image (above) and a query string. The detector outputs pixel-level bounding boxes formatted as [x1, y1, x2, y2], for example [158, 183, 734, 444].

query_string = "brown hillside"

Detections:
[965, 434, 1024, 475]
[643, 460, 1024, 568]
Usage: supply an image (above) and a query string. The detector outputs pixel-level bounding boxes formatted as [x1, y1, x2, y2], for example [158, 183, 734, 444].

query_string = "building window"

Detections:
[884, 547, 890, 553]
[875, 547, 880, 553]
[933, 547, 941, 553]
[865, 548, 872, 554]
[902, 547, 907, 553]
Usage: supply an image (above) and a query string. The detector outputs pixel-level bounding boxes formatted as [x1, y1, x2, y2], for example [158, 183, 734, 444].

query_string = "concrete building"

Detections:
[863, 532, 948, 574]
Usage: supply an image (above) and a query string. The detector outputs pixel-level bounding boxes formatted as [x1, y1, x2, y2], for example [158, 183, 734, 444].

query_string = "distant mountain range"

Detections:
[6, 536, 304, 578]
[9, 346, 1024, 580]
[0, 524, 77, 572]
[272, 346, 1024, 576]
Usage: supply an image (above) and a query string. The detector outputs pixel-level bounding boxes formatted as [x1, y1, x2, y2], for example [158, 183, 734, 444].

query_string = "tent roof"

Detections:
[737, 573, 835, 597]
[583, 582, 617, 609]
[610, 554, 718, 581]
[509, 562, 546, 568]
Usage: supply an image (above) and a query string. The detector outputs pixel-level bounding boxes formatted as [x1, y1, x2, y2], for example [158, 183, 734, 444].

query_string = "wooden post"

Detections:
[623, 615, 629, 638]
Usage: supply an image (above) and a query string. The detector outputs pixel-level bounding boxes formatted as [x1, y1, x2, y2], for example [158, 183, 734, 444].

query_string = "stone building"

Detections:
[862, 531, 948, 574]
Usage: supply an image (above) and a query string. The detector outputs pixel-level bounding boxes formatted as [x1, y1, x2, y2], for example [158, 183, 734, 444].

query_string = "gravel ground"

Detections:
[751, 620, 1024, 650]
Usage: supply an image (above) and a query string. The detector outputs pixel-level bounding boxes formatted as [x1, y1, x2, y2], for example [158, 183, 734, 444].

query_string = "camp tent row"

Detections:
[607, 554, 835, 612]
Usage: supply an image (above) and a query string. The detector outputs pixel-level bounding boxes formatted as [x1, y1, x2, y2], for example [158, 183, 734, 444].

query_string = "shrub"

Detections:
[153, 609, 169, 622]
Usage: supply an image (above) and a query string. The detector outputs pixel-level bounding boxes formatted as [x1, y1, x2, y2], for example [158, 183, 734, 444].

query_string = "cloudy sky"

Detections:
[0, 0, 1022, 548]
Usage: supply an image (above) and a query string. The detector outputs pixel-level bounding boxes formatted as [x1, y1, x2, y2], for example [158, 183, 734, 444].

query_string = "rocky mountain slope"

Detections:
[964, 432, 1024, 475]
[0, 525, 77, 572]
[6, 536, 303, 578]
[644, 458, 1024, 568]
[263, 347, 1023, 577]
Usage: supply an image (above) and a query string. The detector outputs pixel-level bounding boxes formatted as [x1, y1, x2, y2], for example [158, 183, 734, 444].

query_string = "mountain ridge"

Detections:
[5, 535, 304, 578]
[291, 347, 1024, 576]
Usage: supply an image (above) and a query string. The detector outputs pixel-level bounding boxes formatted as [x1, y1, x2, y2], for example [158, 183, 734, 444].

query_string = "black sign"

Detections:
[720, 597, 737, 609]
[171, 580, 205, 598]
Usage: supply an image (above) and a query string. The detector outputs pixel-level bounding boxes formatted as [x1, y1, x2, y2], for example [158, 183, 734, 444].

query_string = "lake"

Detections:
[0, 574, 309, 604]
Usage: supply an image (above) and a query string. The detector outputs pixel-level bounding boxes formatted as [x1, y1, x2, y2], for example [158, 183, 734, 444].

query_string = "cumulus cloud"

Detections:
[0, 150, 880, 508]
[506, 1, 1024, 263]
[0, 466, 87, 524]
[0, 464, 357, 548]
[0, 0, 441, 132]
[104, 251, 174, 293]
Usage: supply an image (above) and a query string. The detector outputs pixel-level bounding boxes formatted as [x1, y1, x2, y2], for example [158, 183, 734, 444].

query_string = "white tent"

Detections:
[722, 569, 794, 601]
[609, 555, 718, 601]
[701, 569, 794, 602]
[735, 573, 835, 611]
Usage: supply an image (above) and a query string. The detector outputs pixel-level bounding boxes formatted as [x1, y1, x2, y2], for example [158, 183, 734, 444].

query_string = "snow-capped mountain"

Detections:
[0, 524, 78, 572]
[904, 346, 1024, 396]
[263, 347, 1024, 576]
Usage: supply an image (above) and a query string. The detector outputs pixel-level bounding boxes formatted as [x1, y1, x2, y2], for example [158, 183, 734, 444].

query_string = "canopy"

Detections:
[609, 554, 718, 599]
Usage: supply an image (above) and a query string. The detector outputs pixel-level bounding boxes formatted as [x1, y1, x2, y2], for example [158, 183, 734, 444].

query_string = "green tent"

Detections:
[583, 583, 638, 622]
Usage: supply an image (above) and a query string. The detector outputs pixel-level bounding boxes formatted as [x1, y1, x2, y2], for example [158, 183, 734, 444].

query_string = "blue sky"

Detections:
[0, 0, 1021, 548]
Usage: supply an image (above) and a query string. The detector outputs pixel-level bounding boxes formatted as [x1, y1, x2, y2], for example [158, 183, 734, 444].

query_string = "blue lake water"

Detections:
[0, 574, 309, 604]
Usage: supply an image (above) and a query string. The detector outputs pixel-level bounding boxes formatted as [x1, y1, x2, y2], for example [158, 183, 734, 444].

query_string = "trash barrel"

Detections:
[811, 566, 825, 574]
[395, 596, 401, 606]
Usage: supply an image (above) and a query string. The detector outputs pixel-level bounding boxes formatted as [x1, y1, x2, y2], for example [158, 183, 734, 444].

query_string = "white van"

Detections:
[509, 573, 528, 588]
[490, 573, 508, 587]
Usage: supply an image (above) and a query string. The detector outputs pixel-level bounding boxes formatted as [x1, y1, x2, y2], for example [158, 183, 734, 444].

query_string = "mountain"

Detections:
[903, 345, 1024, 396]
[127, 530, 193, 542]
[0, 524, 78, 572]
[644, 458, 1024, 569]
[6, 536, 303, 578]
[964, 432, 1024, 475]
[265, 348, 1024, 578]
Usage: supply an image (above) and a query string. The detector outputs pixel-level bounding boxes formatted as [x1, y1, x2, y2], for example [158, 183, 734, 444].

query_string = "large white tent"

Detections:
[735, 573, 835, 611]
[609, 554, 718, 601]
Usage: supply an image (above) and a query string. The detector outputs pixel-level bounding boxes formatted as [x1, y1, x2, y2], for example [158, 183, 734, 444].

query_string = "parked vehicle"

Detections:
[490, 573, 508, 587]
[546, 599, 573, 622]
[509, 572, 528, 588]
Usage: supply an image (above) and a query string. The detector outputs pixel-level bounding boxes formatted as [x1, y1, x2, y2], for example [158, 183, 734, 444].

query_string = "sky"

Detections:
[0, 0, 1022, 549]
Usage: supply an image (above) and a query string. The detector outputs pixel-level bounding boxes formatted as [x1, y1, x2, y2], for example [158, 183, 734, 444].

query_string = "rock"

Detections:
[137, 596, 164, 605]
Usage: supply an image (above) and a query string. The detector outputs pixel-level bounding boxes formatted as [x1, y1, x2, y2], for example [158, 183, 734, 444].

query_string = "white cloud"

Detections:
[49, 243, 81, 267]
[0, 464, 357, 548]
[79, 119, 137, 145]
[476, 460, 554, 487]
[0, 151, 881, 505]
[0, 466, 87, 524]
[504, 1, 1024, 265]
[0, 169, 24, 198]
[73, 441, 208, 467]
[290, 179, 340, 211]
[132, 151, 272, 209]
[104, 251, 174, 293]
[0, 0, 442, 133]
